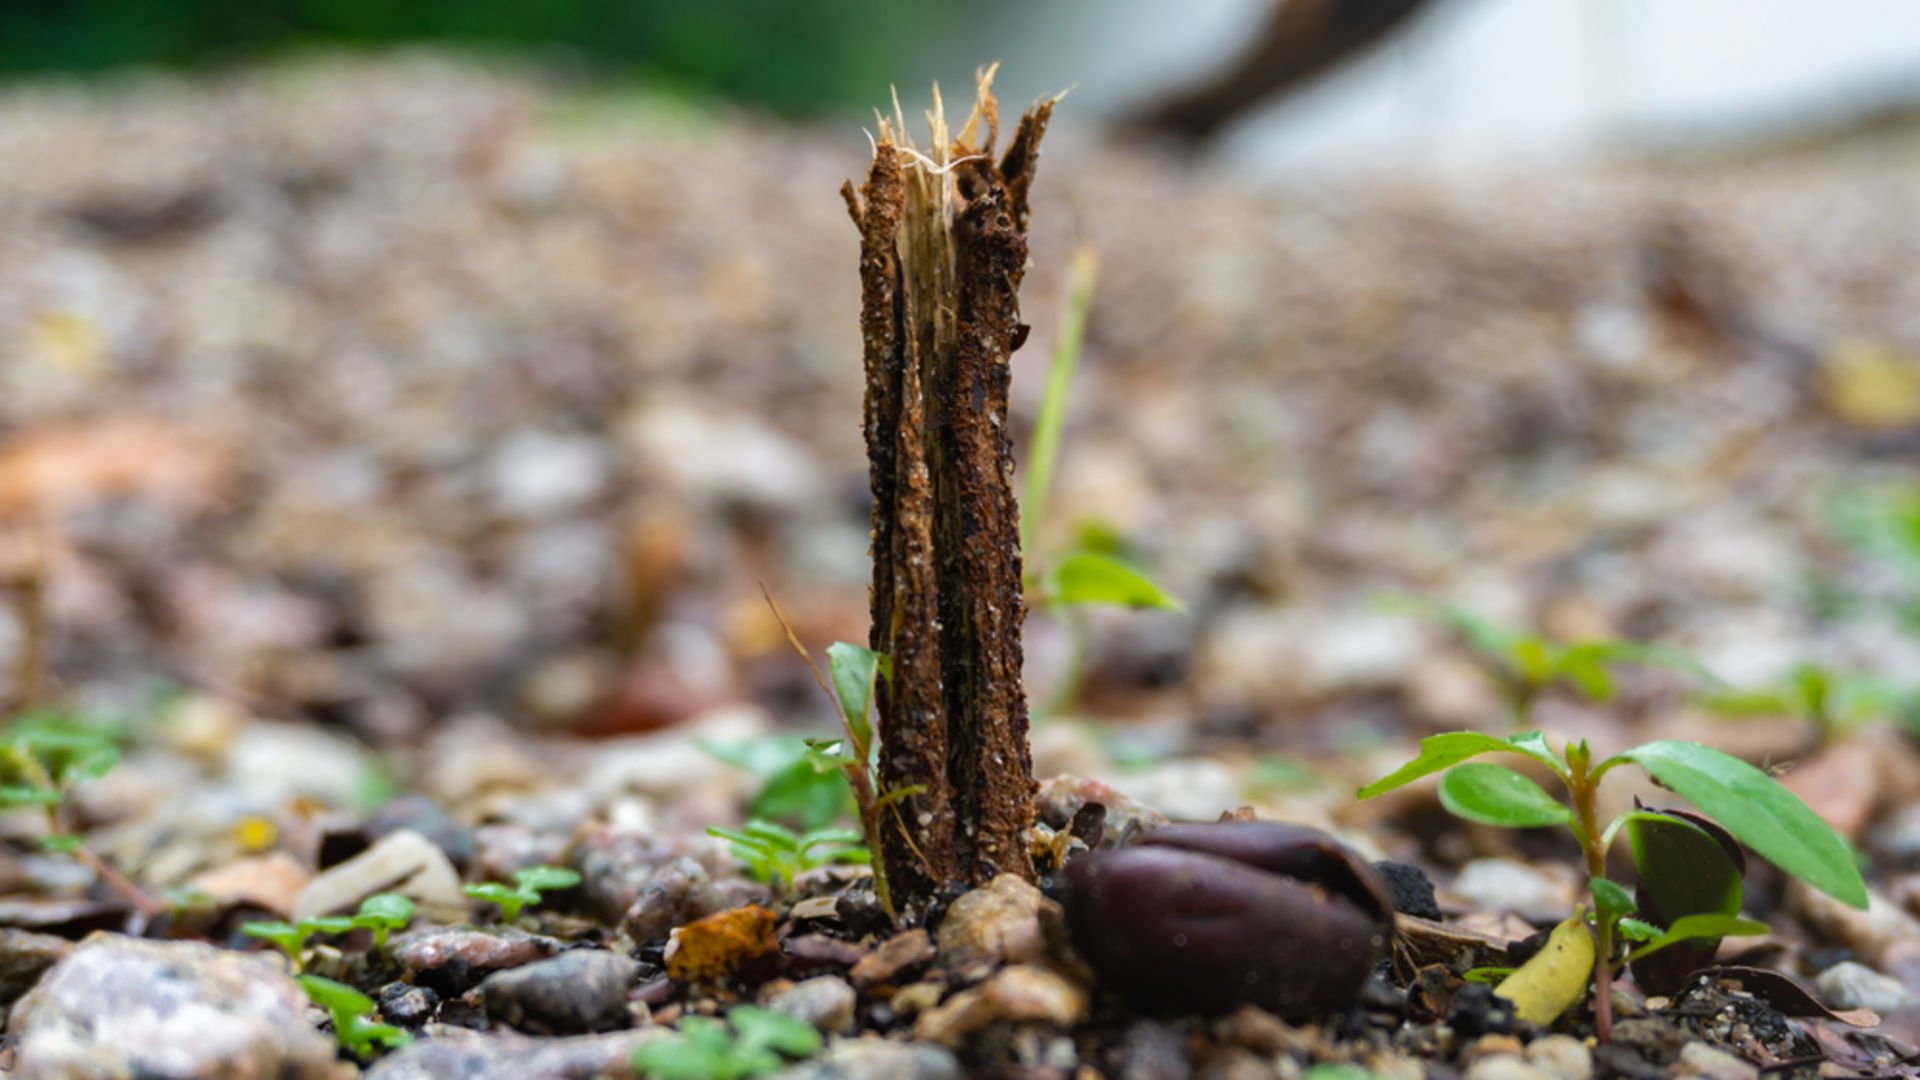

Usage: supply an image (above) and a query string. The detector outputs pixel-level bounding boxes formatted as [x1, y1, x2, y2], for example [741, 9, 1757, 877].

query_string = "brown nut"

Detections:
[1061, 821, 1394, 1019]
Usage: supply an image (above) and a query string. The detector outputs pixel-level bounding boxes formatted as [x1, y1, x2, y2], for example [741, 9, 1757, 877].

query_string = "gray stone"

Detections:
[776, 1036, 961, 1080]
[393, 926, 562, 994]
[1465, 1055, 1552, 1080]
[0, 929, 70, 1007]
[1674, 1041, 1760, 1080]
[293, 828, 468, 923]
[1523, 1033, 1593, 1080]
[368, 1028, 664, 1079]
[1815, 960, 1917, 1014]
[622, 856, 723, 943]
[934, 874, 1051, 969]
[764, 975, 857, 1035]
[481, 950, 639, 1034]
[6, 932, 337, 1079]
[1450, 859, 1575, 924]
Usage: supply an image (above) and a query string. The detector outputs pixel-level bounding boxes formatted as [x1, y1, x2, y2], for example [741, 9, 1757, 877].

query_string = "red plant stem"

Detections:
[1570, 754, 1614, 1044]
[45, 804, 162, 918]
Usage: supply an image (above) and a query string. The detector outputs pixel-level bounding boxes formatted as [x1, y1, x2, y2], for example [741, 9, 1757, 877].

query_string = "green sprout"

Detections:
[706, 820, 868, 895]
[0, 714, 159, 915]
[297, 974, 412, 1060]
[243, 893, 418, 970]
[1359, 731, 1865, 1043]
[463, 865, 581, 923]
[1698, 662, 1909, 747]
[754, 591, 926, 921]
[351, 892, 415, 949]
[1017, 249, 1182, 714]
[700, 734, 855, 832]
[632, 1005, 822, 1080]
[1382, 600, 1720, 728]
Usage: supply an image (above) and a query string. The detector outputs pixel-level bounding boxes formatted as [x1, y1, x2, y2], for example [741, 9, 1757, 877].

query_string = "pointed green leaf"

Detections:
[1626, 914, 1770, 963]
[1046, 551, 1182, 611]
[1358, 732, 1534, 799]
[513, 865, 581, 894]
[1606, 741, 1867, 909]
[1589, 876, 1636, 922]
[728, 1003, 823, 1058]
[825, 642, 884, 751]
[1437, 763, 1572, 828]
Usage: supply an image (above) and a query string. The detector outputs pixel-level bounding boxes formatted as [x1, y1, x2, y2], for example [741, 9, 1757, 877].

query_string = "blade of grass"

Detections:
[1020, 247, 1098, 557]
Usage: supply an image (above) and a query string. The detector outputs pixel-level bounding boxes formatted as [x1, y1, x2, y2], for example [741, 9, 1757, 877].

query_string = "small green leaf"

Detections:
[357, 892, 414, 928]
[1556, 650, 1615, 703]
[38, 834, 83, 853]
[1357, 732, 1531, 799]
[513, 865, 581, 894]
[297, 973, 375, 1017]
[825, 642, 884, 751]
[741, 821, 801, 851]
[241, 920, 310, 957]
[1626, 914, 1770, 963]
[1605, 741, 1868, 909]
[299, 916, 356, 936]
[464, 883, 526, 922]
[1460, 966, 1516, 984]
[1590, 876, 1636, 922]
[0, 786, 63, 808]
[728, 1004, 823, 1057]
[1617, 917, 1662, 943]
[1437, 763, 1571, 828]
[1045, 551, 1183, 611]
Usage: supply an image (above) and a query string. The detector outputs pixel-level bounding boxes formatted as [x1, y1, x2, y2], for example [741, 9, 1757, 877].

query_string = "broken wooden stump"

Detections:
[842, 69, 1054, 914]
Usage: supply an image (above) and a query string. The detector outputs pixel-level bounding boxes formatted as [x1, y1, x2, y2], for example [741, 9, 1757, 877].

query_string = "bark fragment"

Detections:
[846, 69, 1054, 912]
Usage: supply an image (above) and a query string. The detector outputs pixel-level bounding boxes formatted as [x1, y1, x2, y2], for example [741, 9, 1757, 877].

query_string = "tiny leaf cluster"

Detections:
[298, 974, 412, 1060]
[242, 892, 415, 971]
[706, 820, 868, 893]
[463, 865, 580, 923]
[632, 1005, 822, 1080]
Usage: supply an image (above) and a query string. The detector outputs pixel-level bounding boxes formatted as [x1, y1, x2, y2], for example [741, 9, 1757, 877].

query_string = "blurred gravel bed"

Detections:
[2, 56, 1919, 753]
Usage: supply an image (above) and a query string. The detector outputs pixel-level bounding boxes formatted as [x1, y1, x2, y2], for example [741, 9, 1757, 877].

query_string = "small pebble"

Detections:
[763, 975, 856, 1034]
[1523, 1034, 1592, 1080]
[1464, 1055, 1553, 1080]
[1815, 960, 1917, 1014]
[1674, 1041, 1760, 1080]
[377, 982, 439, 1027]
[480, 950, 639, 1034]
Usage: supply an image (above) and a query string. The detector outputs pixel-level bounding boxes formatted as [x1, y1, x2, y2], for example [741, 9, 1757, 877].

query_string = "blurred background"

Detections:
[8, 0, 1920, 821]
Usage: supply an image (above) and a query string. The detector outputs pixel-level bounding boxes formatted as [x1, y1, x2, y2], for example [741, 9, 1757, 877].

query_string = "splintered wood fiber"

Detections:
[842, 67, 1055, 906]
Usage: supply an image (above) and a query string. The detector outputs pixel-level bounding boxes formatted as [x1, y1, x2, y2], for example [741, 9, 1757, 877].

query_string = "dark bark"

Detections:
[846, 77, 1051, 914]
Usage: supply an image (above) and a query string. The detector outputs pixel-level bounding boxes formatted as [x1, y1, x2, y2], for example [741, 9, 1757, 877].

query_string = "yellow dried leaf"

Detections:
[664, 903, 778, 984]
[1819, 340, 1920, 430]
[1493, 913, 1595, 1025]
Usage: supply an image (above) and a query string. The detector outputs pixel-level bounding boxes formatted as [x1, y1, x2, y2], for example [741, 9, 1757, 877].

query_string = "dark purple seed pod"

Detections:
[1061, 821, 1395, 1019]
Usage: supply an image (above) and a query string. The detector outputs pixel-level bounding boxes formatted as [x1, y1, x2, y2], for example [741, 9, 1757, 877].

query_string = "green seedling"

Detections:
[1382, 600, 1720, 728]
[298, 974, 412, 1060]
[463, 865, 581, 923]
[1698, 662, 1907, 747]
[1360, 731, 1865, 1042]
[757, 590, 927, 920]
[632, 1004, 822, 1080]
[1015, 250, 1182, 714]
[241, 893, 416, 970]
[0, 713, 159, 915]
[701, 734, 856, 832]
[707, 820, 868, 894]
[351, 892, 415, 949]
